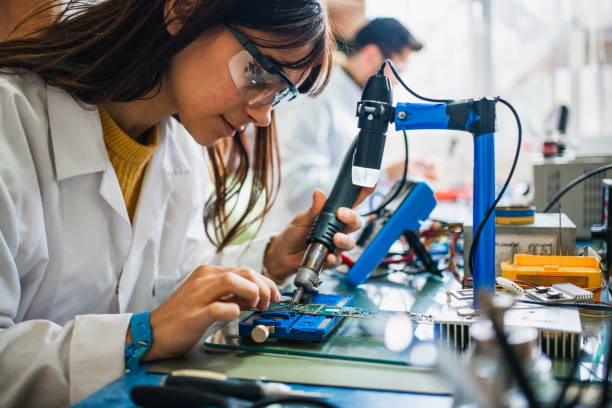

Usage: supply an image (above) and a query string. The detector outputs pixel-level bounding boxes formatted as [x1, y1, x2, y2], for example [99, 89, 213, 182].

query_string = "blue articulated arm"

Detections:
[395, 98, 497, 296]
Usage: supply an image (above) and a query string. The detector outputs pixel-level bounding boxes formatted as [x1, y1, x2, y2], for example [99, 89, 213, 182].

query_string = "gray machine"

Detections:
[533, 155, 612, 238]
[464, 213, 577, 277]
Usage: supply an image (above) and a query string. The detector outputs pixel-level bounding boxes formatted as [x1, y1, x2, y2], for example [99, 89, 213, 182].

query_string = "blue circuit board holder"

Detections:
[239, 293, 354, 342]
[345, 181, 436, 287]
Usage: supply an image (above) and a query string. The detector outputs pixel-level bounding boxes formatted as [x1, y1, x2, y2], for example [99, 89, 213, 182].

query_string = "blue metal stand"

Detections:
[473, 132, 495, 295]
[394, 101, 497, 300]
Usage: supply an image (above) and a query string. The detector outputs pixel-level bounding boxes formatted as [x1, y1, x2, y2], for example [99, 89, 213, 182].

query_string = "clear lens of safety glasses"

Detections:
[228, 49, 298, 108]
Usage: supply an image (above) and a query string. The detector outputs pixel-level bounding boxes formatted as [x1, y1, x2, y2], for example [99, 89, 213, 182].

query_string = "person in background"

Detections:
[275, 17, 425, 217]
[0, 1, 370, 406]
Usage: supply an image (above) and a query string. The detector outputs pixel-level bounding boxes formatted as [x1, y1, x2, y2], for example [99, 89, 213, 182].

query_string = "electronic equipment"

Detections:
[464, 213, 577, 276]
[239, 293, 353, 342]
[500, 254, 601, 293]
[292, 60, 518, 304]
[345, 179, 436, 286]
[533, 155, 612, 238]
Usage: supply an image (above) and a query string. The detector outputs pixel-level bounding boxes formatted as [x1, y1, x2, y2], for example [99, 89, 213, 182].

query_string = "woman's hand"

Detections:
[131, 266, 280, 362]
[263, 188, 372, 282]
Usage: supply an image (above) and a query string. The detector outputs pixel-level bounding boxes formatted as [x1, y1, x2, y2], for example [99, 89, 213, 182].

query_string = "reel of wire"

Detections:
[495, 206, 535, 225]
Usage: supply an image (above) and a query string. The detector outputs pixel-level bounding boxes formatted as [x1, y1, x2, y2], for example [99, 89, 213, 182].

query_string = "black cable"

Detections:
[383, 60, 523, 282]
[488, 309, 539, 408]
[599, 320, 612, 408]
[468, 97, 522, 277]
[385, 60, 452, 103]
[361, 130, 409, 217]
[543, 163, 612, 213]
[553, 350, 583, 408]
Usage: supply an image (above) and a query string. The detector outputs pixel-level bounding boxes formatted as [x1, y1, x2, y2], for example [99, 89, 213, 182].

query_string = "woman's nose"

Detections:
[245, 103, 273, 127]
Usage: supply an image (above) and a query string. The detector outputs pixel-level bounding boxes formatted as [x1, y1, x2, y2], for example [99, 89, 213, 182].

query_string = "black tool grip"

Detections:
[165, 375, 262, 401]
[131, 385, 232, 408]
[307, 138, 361, 251]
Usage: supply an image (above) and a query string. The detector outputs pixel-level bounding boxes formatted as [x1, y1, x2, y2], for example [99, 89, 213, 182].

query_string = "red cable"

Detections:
[513, 279, 538, 288]
[340, 254, 355, 267]
[380, 255, 415, 264]
[596, 300, 612, 307]
[593, 277, 607, 294]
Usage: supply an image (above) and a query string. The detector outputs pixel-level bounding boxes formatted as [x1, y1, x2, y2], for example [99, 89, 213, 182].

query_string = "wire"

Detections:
[543, 163, 612, 213]
[488, 304, 539, 408]
[580, 312, 612, 318]
[594, 278, 607, 294]
[380, 255, 415, 264]
[383, 60, 524, 288]
[385, 60, 452, 104]
[513, 279, 538, 288]
[553, 350, 583, 408]
[361, 130, 409, 217]
[599, 321, 612, 407]
[597, 300, 612, 307]
[468, 97, 522, 280]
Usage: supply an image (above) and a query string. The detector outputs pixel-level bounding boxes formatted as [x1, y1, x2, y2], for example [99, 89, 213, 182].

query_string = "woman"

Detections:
[0, 1, 365, 406]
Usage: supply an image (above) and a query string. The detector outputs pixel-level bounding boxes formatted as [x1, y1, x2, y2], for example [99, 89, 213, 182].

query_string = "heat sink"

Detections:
[434, 305, 583, 359]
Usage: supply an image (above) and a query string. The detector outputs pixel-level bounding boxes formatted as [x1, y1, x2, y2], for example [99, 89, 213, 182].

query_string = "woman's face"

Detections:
[166, 26, 312, 147]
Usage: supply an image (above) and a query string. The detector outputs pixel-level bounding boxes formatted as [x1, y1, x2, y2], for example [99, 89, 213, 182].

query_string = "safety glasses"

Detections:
[226, 23, 299, 108]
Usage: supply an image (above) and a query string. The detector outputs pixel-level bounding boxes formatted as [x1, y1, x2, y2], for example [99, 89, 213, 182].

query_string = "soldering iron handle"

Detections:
[307, 138, 362, 251]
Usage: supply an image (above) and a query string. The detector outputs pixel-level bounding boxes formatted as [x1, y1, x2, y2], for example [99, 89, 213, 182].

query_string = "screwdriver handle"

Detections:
[165, 375, 263, 401]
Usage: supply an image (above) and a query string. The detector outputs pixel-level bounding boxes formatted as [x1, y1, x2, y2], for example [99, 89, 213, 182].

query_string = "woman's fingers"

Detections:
[202, 301, 241, 324]
[196, 268, 280, 311]
[198, 272, 261, 309]
[336, 207, 362, 234]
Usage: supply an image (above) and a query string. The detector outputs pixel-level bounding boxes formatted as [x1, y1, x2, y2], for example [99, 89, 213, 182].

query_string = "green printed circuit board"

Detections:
[266, 302, 435, 324]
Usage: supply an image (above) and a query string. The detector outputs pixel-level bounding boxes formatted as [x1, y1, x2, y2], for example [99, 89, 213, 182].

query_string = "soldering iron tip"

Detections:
[292, 287, 304, 305]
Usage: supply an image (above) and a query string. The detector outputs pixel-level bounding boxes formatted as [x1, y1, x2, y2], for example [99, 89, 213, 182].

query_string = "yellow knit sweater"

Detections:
[98, 106, 159, 222]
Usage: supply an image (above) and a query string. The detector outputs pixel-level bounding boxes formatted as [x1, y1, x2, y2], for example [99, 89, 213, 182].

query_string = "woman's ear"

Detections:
[164, 0, 198, 36]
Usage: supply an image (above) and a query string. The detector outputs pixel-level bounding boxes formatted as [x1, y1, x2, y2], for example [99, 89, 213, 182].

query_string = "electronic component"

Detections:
[552, 282, 594, 303]
[495, 277, 524, 295]
[434, 304, 583, 358]
[525, 287, 575, 303]
[239, 293, 354, 342]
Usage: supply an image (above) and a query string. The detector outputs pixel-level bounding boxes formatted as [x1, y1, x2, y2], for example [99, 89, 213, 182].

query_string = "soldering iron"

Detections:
[292, 61, 522, 306]
[291, 65, 395, 305]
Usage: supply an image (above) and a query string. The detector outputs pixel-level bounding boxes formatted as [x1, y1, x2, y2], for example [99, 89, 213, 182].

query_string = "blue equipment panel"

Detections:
[239, 293, 354, 342]
[346, 180, 436, 287]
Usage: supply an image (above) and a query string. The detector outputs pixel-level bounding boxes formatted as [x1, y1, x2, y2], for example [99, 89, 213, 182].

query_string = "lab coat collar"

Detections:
[47, 84, 108, 181]
[47, 84, 191, 180]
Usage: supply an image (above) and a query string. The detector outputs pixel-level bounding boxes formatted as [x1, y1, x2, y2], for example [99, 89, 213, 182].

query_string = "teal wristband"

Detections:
[124, 311, 152, 370]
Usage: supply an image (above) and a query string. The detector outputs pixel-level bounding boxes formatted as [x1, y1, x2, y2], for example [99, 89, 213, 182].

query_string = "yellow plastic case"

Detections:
[500, 254, 601, 292]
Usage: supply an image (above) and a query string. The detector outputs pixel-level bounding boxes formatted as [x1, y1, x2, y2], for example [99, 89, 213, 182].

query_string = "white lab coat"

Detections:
[276, 66, 362, 214]
[0, 73, 269, 407]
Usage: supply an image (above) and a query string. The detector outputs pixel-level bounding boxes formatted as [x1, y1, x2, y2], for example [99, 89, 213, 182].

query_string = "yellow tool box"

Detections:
[500, 254, 602, 296]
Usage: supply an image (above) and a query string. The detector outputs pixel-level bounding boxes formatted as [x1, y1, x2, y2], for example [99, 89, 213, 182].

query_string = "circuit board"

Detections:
[266, 302, 434, 324]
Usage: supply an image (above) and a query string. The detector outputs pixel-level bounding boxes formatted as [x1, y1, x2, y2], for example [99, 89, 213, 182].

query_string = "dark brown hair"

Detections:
[0, 0, 334, 250]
